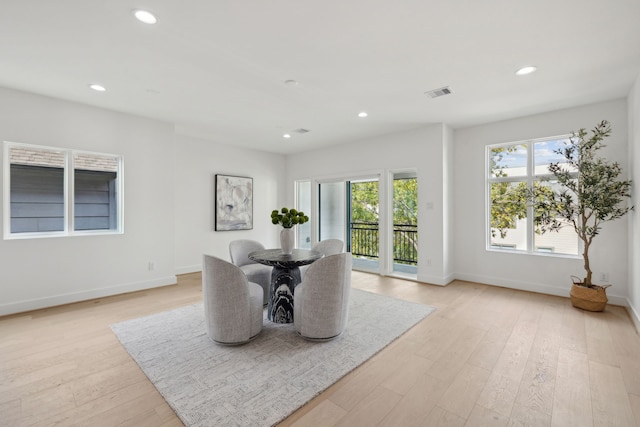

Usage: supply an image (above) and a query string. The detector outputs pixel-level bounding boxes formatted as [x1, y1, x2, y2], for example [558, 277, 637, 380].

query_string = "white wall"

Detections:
[453, 99, 630, 304]
[286, 124, 453, 285]
[173, 135, 286, 274]
[628, 75, 640, 329]
[0, 87, 287, 316]
[2, 85, 635, 317]
[0, 87, 176, 315]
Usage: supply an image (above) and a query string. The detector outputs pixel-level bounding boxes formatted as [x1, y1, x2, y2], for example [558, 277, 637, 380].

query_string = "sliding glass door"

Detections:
[298, 170, 417, 279]
[348, 179, 380, 272]
[317, 177, 380, 273]
[392, 172, 418, 276]
[318, 181, 347, 242]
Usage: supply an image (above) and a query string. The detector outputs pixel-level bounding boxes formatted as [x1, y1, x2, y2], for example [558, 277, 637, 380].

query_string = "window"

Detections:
[4, 142, 123, 238]
[487, 136, 578, 255]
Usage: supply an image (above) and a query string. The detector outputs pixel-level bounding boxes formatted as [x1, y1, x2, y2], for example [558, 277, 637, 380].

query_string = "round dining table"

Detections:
[248, 248, 322, 323]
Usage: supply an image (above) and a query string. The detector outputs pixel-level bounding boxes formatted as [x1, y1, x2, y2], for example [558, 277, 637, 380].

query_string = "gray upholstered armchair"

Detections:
[294, 252, 352, 341]
[300, 239, 344, 279]
[229, 239, 272, 305]
[202, 255, 264, 345]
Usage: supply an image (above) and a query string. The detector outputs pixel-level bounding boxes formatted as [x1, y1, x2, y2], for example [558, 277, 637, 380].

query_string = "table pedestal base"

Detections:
[267, 266, 301, 323]
[248, 248, 322, 324]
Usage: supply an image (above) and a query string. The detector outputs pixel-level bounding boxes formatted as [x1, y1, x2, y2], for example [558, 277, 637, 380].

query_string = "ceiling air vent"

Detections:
[294, 128, 311, 134]
[425, 86, 454, 98]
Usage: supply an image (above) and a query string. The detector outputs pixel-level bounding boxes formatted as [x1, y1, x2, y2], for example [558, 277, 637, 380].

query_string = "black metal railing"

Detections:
[350, 222, 379, 259]
[350, 222, 418, 265]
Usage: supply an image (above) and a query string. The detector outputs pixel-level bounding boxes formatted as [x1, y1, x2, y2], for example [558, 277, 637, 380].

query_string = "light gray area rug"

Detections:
[111, 289, 435, 427]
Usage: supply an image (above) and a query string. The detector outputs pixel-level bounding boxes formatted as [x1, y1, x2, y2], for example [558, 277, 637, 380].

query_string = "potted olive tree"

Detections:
[529, 120, 633, 311]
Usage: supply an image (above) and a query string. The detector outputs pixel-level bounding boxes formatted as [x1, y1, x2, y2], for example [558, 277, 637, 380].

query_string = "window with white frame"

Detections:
[3, 142, 123, 238]
[487, 136, 579, 255]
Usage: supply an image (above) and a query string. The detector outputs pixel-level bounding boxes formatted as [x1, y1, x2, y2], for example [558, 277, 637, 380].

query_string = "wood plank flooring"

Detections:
[1, 271, 639, 426]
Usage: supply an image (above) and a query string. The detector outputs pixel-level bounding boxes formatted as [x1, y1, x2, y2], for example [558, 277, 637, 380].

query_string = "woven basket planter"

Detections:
[569, 277, 610, 312]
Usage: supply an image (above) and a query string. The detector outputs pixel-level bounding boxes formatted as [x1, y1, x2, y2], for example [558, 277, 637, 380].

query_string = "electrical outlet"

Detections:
[148, 261, 155, 271]
[600, 272, 609, 282]
[426, 259, 432, 266]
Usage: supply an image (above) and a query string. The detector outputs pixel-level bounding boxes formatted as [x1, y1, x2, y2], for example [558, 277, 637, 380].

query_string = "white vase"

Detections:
[280, 228, 294, 255]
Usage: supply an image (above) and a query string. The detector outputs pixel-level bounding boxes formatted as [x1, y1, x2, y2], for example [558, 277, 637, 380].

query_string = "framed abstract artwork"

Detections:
[214, 174, 253, 231]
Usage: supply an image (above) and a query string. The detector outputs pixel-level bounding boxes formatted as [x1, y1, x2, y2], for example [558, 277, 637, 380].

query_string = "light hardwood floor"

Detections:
[1, 271, 639, 426]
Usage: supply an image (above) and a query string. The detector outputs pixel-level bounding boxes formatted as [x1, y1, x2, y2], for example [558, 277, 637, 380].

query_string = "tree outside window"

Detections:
[488, 138, 579, 255]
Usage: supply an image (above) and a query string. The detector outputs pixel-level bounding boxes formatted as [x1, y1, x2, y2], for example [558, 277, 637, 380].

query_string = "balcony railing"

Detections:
[350, 222, 418, 265]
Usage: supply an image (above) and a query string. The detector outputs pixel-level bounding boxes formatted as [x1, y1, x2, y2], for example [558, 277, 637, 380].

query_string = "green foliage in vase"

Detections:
[271, 207, 309, 228]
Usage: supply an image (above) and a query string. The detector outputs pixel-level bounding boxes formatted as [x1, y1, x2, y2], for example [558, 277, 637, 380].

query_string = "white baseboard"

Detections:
[626, 299, 640, 334]
[453, 272, 628, 306]
[0, 275, 177, 317]
[417, 273, 455, 287]
[6, 267, 634, 326]
[175, 265, 202, 275]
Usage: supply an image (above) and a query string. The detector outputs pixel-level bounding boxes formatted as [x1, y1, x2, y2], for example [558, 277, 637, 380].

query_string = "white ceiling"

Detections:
[1, 0, 639, 154]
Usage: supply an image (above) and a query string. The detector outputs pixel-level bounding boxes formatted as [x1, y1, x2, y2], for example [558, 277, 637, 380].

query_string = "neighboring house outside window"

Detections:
[3, 142, 123, 238]
[487, 136, 578, 256]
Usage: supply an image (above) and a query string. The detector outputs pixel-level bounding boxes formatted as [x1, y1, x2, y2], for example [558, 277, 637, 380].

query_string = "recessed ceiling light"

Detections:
[89, 84, 106, 92]
[515, 66, 537, 76]
[358, 112, 368, 118]
[283, 134, 291, 139]
[284, 79, 299, 86]
[133, 9, 158, 24]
